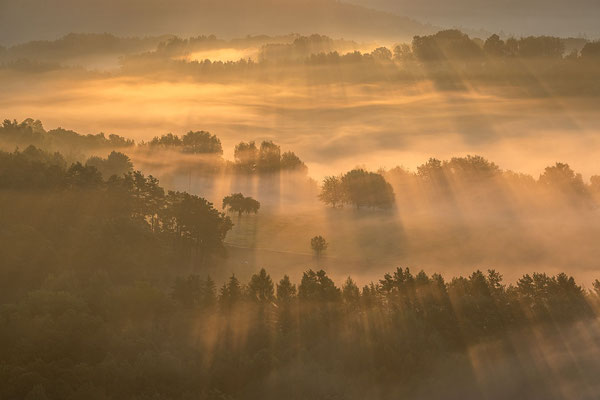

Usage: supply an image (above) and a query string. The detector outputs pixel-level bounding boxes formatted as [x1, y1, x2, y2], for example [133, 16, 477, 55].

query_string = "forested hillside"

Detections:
[1, 145, 600, 399]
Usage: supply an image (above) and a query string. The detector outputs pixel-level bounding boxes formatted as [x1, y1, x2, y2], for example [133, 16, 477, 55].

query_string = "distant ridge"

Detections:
[0, 0, 437, 45]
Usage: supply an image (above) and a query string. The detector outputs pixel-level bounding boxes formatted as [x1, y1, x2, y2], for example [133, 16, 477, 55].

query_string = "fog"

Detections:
[2, 23, 600, 399]
[3, 35, 600, 286]
[3, 75, 600, 180]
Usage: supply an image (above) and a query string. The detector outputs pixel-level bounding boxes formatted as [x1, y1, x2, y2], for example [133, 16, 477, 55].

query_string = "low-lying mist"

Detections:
[3, 76, 600, 180]
[3, 31, 600, 289]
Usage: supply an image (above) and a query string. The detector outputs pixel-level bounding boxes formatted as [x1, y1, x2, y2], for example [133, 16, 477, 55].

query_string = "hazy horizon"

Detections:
[2, 0, 599, 46]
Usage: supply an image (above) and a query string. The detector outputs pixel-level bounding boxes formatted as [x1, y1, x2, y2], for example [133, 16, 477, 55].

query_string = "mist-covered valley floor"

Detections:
[2, 26, 600, 400]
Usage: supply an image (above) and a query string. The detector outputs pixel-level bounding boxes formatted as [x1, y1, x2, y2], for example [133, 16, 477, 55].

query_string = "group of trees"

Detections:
[233, 140, 307, 174]
[4, 31, 600, 94]
[382, 155, 600, 210]
[2, 256, 598, 399]
[317, 155, 600, 213]
[13, 31, 598, 70]
[146, 131, 223, 155]
[85, 151, 133, 178]
[483, 34, 564, 58]
[1, 119, 312, 181]
[222, 193, 261, 216]
[259, 34, 359, 62]
[310, 235, 328, 258]
[0, 33, 165, 64]
[319, 168, 395, 209]
[412, 30, 486, 61]
[0, 146, 233, 267]
[0, 118, 134, 153]
[310, 30, 600, 64]
[170, 266, 597, 329]
[113, 30, 600, 93]
[410, 30, 576, 61]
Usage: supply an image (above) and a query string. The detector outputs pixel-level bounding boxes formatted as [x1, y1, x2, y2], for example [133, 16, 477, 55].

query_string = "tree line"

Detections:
[5, 31, 600, 93]
[0, 118, 133, 153]
[114, 30, 600, 94]
[0, 145, 233, 269]
[320, 155, 600, 210]
[0, 119, 309, 176]
[2, 260, 599, 399]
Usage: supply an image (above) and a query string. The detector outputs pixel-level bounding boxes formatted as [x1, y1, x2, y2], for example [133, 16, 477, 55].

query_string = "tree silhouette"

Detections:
[341, 169, 395, 209]
[234, 141, 258, 173]
[162, 191, 233, 264]
[319, 176, 345, 208]
[276, 275, 297, 304]
[581, 41, 600, 59]
[181, 130, 223, 155]
[219, 274, 243, 311]
[86, 151, 133, 178]
[222, 193, 261, 216]
[342, 277, 360, 305]
[311, 235, 328, 258]
[258, 140, 281, 172]
[280, 151, 307, 173]
[539, 162, 589, 199]
[371, 46, 392, 60]
[248, 268, 275, 303]
[298, 269, 340, 302]
[484, 34, 506, 57]
[148, 132, 182, 148]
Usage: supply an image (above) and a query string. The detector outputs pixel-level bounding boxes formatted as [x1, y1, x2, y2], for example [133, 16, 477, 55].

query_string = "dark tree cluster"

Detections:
[483, 34, 565, 58]
[2, 119, 313, 181]
[85, 151, 134, 179]
[310, 235, 328, 258]
[0, 33, 165, 64]
[233, 140, 307, 174]
[222, 193, 261, 216]
[318, 155, 600, 214]
[1, 259, 597, 400]
[147, 130, 223, 155]
[319, 168, 395, 209]
[412, 29, 485, 61]
[260, 34, 358, 62]
[396, 30, 591, 62]
[121, 31, 600, 94]
[383, 154, 600, 211]
[0, 118, 134, 153]
[0, 146, 233, 275]
[410, 30, 566, 61]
